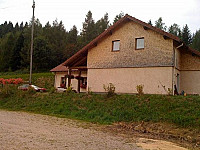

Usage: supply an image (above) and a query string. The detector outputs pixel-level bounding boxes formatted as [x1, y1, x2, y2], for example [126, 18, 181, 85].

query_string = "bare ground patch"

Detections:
[0, 110, 192, 150]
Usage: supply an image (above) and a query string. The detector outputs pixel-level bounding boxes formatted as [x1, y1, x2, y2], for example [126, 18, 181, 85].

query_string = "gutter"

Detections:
[172, 43, 184, 95]
[176, 43, 184, 49]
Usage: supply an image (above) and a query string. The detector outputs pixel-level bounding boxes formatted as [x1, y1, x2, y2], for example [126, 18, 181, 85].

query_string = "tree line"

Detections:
[0, 11, 199, 72]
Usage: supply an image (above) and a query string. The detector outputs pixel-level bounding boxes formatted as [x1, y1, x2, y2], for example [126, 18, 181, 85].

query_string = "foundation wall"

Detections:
[180, 71, 200, 95]
[87, 67, 173, 94]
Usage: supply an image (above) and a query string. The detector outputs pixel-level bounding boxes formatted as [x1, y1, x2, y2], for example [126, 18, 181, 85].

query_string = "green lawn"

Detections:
[0, 72, 200, 130]
[0, 88, 199, 130]
[0, 72, 54, 89]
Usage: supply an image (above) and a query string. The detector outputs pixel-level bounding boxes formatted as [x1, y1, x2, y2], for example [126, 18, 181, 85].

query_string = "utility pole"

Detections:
[29, 0, 35, 84]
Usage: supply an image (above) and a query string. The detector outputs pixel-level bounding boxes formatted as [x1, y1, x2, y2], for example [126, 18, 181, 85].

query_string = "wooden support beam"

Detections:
[143, 26, 149, 30]
[163, 35, 169, 40]
[67, 69, 72, 88]
[71, 56, 87, 67]
[94, 42, 98, 47]
[77, 70, 81, 93]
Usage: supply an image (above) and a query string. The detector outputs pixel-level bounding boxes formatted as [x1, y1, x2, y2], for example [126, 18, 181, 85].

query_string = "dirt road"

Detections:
[0, 110, 187, 150]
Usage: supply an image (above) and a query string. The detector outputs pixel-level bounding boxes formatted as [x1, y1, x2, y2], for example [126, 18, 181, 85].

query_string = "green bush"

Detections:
[136, 84, 144, 95]
[103, 83, 116, 97]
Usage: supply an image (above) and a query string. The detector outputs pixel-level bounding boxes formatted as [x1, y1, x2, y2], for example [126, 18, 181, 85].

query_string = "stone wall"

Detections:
[87, 21, 174, 69]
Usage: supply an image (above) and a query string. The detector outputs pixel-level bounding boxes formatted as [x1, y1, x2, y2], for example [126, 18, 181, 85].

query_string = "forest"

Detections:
[0, 11, 199, 72]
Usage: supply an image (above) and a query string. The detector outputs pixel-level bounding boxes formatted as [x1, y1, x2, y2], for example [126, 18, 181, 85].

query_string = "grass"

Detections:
[0, 72, 199, 130]
[0, 72, 54, 89]
[0, 86, 200, 130]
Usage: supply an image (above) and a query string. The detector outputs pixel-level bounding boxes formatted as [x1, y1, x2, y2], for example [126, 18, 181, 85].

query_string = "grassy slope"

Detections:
[0, 91, 199, 129]
[0, 72, 199, 130]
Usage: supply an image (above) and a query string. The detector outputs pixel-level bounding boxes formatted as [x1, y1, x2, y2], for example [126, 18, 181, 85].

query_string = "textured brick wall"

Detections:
[180, 51, 200, 70]
[88, 21, 174, 68]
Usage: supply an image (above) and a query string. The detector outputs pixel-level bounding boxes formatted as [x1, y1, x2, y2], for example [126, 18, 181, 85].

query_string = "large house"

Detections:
[50, 14, 200, 95]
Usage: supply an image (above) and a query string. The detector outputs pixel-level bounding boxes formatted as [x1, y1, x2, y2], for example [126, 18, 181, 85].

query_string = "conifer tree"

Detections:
[181, 24, 192, 46]
[155, 17, 167, 31]
[113, 12, 124, 24]
[191, 29, 200, 51]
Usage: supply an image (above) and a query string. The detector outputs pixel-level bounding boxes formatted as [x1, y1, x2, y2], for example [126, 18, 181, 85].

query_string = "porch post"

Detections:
[77, 70, 81, 93]
[68, 68, 72, 88]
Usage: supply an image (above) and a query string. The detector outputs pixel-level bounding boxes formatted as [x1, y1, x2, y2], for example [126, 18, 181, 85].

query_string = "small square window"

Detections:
[112, 40, 120, 51]
[136, 38, 144, 50]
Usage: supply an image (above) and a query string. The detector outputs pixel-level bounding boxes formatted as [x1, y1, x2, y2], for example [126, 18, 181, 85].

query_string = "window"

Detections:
[60, 77, 66, 88]
[136, 38, 144, 50]
[112, 40, 120, 51]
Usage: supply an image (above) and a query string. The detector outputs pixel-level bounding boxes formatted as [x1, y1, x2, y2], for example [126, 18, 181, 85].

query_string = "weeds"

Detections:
[103, 83, 116, 97]
[136, 84, 144, 95]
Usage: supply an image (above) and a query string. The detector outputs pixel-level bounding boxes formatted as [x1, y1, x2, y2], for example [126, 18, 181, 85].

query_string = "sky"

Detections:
[0, 0, 200, 33]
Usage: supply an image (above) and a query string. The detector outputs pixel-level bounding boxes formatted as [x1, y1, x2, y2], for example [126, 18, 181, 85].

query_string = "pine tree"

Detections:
[96, 13, 109, 35]
[64, 25, 78, 59]
[181, 24, 192, 46]
[148, 19, 153, 26]
[113, 12, 124, 24]
[191, 29, 200, 51]
[80, 11, 97, 46]
[155, 17, 167, 31]
[168, 23, 181, 38]
[10, 32, 24, 71]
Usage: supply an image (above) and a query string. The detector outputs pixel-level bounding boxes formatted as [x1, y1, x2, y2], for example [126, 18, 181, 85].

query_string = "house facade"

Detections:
[50, 15, 200, 95]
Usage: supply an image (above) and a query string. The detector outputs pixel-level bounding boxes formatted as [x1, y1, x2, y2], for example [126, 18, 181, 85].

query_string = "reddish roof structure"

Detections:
[51, 14, 200, 72]
[50, 64, 68, 72]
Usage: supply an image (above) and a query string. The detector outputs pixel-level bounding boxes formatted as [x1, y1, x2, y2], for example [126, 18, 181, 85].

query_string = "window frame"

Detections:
[112, 40, 120, 52]
[135, 37, 145, 50]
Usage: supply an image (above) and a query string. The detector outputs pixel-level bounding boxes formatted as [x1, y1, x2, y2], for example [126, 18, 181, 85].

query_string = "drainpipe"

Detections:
[176, 43, 184, 49]
[172, 43, 184, 95]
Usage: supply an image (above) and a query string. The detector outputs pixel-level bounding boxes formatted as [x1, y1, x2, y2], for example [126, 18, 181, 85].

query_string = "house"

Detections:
[50, 14, 200, 95]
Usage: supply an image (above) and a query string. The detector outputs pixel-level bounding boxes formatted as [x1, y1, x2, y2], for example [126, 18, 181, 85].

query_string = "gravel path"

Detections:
[0, 110, 142, 150]
[0, 110, 188, 150]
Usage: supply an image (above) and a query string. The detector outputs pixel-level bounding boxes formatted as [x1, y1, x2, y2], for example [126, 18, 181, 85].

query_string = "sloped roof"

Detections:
[50, 64, 68, 72]
[52, 14, 200, 71]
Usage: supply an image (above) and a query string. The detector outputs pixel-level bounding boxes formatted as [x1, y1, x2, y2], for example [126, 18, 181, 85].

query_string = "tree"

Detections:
[14, 23, 20, 32]
[0, 32, 15, 71]
[33, 36, 51, 70]
[168, 23, 181, 38]
[64, 25, 78, 59]
[113, 12, 124, 24]
[96, 13, 109, 35]
[148, 19, 153, 26]
[155, 17, 167, 31]
[181, 24, 192, 46]
[80, 11, 97, 46]
[19, 22, 24, 31]
[10, 32, 24, 71]
[191, 29, 200, 51]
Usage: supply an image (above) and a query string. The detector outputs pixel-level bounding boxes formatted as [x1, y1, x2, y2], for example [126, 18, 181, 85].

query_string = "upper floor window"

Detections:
[112, 40, 120, 51]
[136, 38, 144, 50]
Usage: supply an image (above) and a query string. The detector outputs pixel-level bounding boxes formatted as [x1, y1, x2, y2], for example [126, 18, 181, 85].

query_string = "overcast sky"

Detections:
[0, 0, 199, 33]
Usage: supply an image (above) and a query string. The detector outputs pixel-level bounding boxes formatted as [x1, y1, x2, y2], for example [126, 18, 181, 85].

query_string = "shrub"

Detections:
[167, 88, 173, 95]
[103, 83, 116, 97]
[66, 86, 73, 94]
[136, 84, 144, 95]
